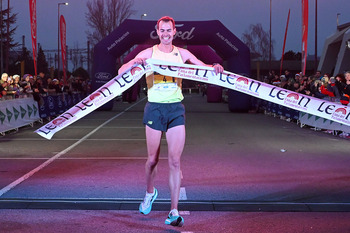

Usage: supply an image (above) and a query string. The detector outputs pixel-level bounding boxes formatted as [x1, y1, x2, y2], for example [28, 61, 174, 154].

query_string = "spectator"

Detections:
[51, 79, 62, 93]
[268, 70, 276, 83]
[20, 74, 33, 94]
[0, 72, 8, 85]
[286, 78, 295, 91]
[335, 73, 346, 96]
[32, 77, 48, 102]
[284, 69, 293, 80]
[280, 75, 289, 89]
[340, 71, 350, 105]
[319, 76, 335, 100]
[0, 73, 7, 99]
[271, 74, 281, 86]
[314, 70, 322, 80]
[310, 79, 325, 99]
[326, 77, 341, 101]
[294, 73, 301, 84]
[12, 74, 22, 97]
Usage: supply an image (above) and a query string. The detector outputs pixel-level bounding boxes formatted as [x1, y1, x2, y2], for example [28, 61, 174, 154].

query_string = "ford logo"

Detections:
[95, 72, 112, 81]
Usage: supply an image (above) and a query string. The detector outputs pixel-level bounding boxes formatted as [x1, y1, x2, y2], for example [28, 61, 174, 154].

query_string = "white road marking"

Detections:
[0, 99, 145, 197]
[68, 126, 144, 129]
[179, 187, 187, 200]
[179, 211, 191, 215]
[0, 157, 168, 160]
[0, 138, 168, 141]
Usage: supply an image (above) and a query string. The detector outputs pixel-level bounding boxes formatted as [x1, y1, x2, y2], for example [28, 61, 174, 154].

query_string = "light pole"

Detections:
[141, 13, 147, 20]
[58, 2, 68, 77]
[269, 0, 272, 73]
[315, 0, 318, 72]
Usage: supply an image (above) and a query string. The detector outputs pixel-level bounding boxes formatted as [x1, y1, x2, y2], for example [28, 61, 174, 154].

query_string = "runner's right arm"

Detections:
[118, 48, 153, 75]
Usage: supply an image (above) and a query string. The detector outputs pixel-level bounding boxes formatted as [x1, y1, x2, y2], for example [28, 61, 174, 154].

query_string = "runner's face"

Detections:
[157, 21, 176, 45]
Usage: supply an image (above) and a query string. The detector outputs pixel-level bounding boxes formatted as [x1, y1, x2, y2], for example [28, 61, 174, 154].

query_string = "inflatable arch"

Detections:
[92, 19, 251, 110]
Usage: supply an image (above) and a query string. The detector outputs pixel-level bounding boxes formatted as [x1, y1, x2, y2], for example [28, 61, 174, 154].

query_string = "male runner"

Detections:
[118, 16, 223, 227]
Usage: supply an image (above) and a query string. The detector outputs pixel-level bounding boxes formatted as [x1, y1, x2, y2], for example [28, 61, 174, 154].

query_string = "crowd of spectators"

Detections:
[0, 72, 90, 101]
[264, 69, 350, 106]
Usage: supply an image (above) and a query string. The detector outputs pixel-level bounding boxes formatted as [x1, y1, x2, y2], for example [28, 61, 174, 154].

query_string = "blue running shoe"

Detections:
[139, 188, 158, 215]
[165, 209, 184, 227]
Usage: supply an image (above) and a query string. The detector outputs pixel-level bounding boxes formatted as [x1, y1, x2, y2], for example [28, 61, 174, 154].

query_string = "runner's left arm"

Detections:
[178, 48, 224, 74]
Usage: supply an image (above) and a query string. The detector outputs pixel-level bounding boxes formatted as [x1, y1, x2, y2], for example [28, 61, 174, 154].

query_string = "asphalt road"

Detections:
[1, 93, 350, 232]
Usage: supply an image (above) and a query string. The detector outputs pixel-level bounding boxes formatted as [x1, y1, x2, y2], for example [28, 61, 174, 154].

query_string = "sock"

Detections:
[170, 209, 179, 216]
[146, 188, 155, 196]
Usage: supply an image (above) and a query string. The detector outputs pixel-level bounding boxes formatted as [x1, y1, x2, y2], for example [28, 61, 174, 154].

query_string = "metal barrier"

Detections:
[0, 97, 40, 135]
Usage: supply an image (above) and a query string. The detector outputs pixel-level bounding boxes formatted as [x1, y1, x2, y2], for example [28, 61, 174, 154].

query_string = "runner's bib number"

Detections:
[153, 74, 178, 91]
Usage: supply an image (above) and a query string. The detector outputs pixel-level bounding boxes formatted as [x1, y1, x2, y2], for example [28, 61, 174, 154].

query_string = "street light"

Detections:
[141, 13, 147, 20]
[58, 2, 68, 77]
[269, 0, 271, 73]
[337, 13, 341, 27]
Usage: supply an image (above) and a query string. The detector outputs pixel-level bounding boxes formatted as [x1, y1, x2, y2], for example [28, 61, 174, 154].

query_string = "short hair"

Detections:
[157, 16, 175, 29]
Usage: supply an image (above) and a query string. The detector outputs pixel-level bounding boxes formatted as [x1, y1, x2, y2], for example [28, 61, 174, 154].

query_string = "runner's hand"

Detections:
[133, 58, 147, 66]
[213, 63, 224, 74]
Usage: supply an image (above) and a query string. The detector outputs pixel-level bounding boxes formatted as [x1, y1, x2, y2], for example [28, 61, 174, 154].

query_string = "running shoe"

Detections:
[165, 209, 184, 227]
[139, 188, 158, 215]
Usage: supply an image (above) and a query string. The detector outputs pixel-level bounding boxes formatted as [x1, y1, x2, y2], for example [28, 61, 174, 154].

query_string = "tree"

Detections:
[241, 23, 275, 61]
[20, 47, 35, 75]
[0, 6, 18, 72]
[37, 46, 49, 74]
[85, 0, 135, 45]
[72, 67, 89, 80]
[283, 50, 302, 61]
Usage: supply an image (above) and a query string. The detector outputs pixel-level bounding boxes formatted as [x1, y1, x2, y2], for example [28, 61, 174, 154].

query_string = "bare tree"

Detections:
[85, 0, 135, 45]
[241, 23, 275, 61]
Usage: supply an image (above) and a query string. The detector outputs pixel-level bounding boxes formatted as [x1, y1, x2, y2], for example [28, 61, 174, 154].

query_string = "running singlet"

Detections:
[146, 45, 184, 103]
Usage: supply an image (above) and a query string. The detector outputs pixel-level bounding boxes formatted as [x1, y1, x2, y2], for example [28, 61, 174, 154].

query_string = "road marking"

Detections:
[68, 126, 144, 129]
[179, 187, 187, 200]
[0, 98, 145, 197]
[78, 118, 142, 121]
[179, 211, 191, 215]
[0, 157, 168, 160]
[0, 138, 169, 141]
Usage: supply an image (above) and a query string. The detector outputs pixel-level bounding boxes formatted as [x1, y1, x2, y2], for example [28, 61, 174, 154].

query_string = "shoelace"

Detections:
[142, 193, 153, 208]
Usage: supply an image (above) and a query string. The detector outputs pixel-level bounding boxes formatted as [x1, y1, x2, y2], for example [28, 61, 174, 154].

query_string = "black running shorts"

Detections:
[143, 102, 185, 132]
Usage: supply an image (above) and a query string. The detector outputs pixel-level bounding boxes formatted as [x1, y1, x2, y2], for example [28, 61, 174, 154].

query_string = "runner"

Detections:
[118, 16, 223, 227]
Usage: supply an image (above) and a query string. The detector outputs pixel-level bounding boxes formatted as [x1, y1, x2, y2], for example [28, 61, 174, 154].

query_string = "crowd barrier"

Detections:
[299, 112, 350, 133]
[260, 99, 300, 120]
[0, 97, 40, 134]
[259, 99, 350, 133]
[38, 92, 86, 118]
[0, 92, 86, 135]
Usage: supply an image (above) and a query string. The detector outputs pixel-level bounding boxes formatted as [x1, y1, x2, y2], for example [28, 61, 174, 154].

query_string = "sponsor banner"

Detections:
[280, 9, 290, 75]
[38, 93, 84, 119]
[29, 0, 37, 76]
[60, 15, 67, 84]
[0, 98, 40, 133]
[35, 59, 350, 139]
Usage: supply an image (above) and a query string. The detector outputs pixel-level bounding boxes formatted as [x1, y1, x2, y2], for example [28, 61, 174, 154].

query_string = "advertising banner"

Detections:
[301, 0, 309, 75]
[0, 98, 40, 133]
[60, 15, 67, 84]
[35, 60, 350, 139]
[29, 0, 37, 76]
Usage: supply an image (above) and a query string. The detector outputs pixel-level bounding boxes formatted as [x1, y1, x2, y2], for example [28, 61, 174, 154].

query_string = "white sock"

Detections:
[146, 188, 155, 196]
[170, 209, 179, 216]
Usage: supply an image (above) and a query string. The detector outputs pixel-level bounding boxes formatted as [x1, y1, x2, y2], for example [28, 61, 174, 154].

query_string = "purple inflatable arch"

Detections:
[92, 19, 250, 110]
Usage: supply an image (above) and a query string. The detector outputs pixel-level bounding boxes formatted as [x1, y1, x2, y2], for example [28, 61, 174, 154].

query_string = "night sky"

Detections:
[8, 0, 350, 59]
